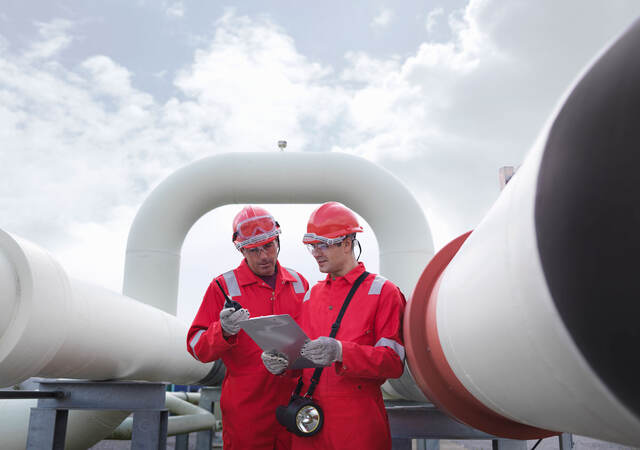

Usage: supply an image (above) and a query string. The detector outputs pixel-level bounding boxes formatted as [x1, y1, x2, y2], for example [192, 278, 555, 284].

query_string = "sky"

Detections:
[2, 0, 640, 321]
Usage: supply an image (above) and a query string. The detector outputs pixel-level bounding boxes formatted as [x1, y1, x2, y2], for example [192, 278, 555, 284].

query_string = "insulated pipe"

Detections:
[123, 151, 434, 400]
[405, 17, 640, 447]
[0, 246, 18, 340]
[108, 392, 217, 439]
[124, 152, 432, 314]
[0, 229, 212, 388]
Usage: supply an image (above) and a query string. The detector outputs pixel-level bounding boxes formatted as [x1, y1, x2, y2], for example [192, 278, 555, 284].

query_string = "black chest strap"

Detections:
[294, 270, 370, 398]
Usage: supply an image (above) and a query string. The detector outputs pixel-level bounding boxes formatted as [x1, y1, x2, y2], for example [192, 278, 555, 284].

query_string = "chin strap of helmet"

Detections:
[354, 238, 362, 261]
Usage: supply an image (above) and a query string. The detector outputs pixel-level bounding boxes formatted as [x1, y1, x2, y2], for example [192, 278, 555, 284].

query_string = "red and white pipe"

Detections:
[405, 17, 640, 447]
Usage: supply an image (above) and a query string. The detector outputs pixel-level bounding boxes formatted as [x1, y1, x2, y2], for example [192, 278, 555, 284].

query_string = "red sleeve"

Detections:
[186, 279, 238, 362]
[300, 272, 310, 293]
[335, 282, 406, 380]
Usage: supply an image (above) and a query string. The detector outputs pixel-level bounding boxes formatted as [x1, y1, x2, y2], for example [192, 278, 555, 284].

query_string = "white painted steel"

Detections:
[435, 121, 640, 444]
[0, 246, 18, 339]
[0, 228, 212, 388]
[109, 392, 216, 439]
[0, 398, 129, 450]
[124, 152, 432, 312]
[123, 151, 434, 399]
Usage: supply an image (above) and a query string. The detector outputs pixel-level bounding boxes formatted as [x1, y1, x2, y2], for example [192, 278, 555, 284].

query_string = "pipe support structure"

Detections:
[108, 392, 217, 439]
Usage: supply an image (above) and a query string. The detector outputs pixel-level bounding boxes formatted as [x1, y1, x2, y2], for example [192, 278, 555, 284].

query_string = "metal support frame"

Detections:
[26, 379, 168, 450]
[387, 401, 495, 447]
[559, 433, 574, 450]
[175, 433, 189, 450]
[196, 386, 221, 450]
[386, 401, 574, 450]
[492, 439, 527, 450]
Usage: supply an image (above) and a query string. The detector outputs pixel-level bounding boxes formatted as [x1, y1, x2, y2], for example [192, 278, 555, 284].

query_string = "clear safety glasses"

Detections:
[244, 241, 277, 255]
[305, 241, 342, 254]
[303, 233, 348, 253]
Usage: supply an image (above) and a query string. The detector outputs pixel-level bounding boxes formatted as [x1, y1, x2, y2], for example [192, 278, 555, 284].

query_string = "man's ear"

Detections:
[343, 238, 353, 254]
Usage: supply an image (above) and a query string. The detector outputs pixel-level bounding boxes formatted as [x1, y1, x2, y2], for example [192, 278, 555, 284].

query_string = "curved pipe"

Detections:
[123, 152, 433, 313]
[108, 392, 217, 439]
[406, 17, 640, 446]
[0, 229, 212, 388]
[123, 151, 434, 399]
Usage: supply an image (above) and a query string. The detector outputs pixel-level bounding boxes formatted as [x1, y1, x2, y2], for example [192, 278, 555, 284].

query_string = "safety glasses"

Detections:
[244, 241, 277, 255]
[305, 241, 342, 254]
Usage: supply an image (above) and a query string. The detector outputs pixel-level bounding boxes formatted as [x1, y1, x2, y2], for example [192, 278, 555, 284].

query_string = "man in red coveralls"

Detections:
[261, 202, 406, 450]
[187, 205, 309, 450]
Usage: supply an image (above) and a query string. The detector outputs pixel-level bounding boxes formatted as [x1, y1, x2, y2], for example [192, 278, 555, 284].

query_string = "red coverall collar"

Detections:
[324, 261, 367, 285]
[236, 259, 296, 286]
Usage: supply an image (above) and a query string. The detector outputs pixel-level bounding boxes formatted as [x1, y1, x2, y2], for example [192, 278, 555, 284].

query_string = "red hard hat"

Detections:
[303, 202, 363, 244]
[232, 206, 281, 249]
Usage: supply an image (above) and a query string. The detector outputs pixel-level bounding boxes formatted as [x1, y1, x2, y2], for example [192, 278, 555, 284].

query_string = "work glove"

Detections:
[261, 351, 289, 375]
[300, 337, 342, 366]
[219, 307, 250, 335]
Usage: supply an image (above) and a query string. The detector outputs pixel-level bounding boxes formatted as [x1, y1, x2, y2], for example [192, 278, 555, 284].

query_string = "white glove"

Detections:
[219, 307, 250, 335]
[300, 337, 342, 366]
[261, 351, 289, 375]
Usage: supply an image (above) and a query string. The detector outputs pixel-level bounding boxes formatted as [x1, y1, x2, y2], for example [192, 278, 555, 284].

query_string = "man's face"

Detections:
[242, 240, 278, 277]
[309, 240, 350, 275]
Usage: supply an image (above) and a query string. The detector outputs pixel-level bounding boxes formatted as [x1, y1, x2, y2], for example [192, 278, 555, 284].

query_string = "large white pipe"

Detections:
[123, 151, 434, 399]
[0, 228, 212, 387]
[0, 245, 18, 340]
[405, 17, 640, 446]
[123, 152, 433, 313]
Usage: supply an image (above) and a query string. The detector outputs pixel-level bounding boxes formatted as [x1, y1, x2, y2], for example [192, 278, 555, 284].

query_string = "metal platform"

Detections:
[385, 400, 573, 450]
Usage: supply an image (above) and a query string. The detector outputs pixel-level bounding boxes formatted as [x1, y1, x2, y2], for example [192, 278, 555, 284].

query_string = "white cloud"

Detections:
[331, 0, 640, 242]
[0, 13, 349, 291]
[426, 7, 444, 34]
[81, 55, 153, 106]
[172, 12, 347, 153]
[25, 19, 74, 60]
[3, 2, 640, 301]
[371, 8, 393, 29]
[165, 2, 185, 18]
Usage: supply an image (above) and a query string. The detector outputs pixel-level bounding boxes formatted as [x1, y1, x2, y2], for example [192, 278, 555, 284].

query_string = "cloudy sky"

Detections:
[2, 0, 640, 321]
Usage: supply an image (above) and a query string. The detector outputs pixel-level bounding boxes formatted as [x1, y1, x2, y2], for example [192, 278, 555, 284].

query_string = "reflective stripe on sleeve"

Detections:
[368, 275, 387, 295]
[303, 290, 311, 302]
[222, 270, 241, 297]
[375, 337, 405, 361]
[285, 267, 305, 294]
[189, 329, 206, 361]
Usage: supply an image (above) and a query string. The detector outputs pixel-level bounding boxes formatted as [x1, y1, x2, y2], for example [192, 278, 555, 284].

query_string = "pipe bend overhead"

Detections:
[123, 151, 433, 314]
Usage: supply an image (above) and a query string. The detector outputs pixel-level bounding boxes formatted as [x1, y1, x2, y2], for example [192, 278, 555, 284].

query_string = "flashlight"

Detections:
[276, 395, 323, 437]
